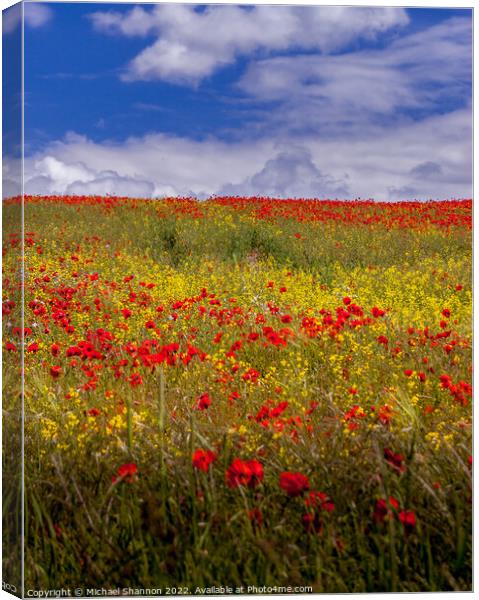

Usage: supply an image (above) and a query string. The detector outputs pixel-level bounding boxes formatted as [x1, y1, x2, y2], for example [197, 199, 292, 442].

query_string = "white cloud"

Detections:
[387, 185, 419, 200]
[35, 156, 96, 189]
[66, 175, 155, 198]
[24, 132, 274, 198]
[19, 104, 471, 202]
[24, 155, 158, 198]
[3, 3, 52, 35]
[89, 5, 409, 85]
[220, 147, 349, 198]
[238, 16, 471, 133]
[2, 156, 21, 199]
[305, 107, 472, 200]
[409, 161, 443, 179]
[25, 3, 53, 28]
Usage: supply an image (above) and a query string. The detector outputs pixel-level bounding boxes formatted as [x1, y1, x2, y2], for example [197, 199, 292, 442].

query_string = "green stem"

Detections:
[159, 366, 166, 476]
[126, 394, 133, 453]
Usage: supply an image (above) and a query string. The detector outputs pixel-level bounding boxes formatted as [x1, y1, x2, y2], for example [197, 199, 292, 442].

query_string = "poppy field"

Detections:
[2, 196, 472, 593]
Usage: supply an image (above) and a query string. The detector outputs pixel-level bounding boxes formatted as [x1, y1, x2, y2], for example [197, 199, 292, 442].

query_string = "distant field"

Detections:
[3, 196, 472, 592]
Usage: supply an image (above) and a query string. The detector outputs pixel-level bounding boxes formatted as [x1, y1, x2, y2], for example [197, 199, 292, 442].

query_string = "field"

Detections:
[2, 196, 472, 593]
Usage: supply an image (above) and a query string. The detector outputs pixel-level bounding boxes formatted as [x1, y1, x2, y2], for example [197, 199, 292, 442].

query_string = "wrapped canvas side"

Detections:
[2, 2, 24, 598]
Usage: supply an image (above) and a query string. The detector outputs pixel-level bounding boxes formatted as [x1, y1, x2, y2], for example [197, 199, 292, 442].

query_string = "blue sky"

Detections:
[3, 3, 473, 200]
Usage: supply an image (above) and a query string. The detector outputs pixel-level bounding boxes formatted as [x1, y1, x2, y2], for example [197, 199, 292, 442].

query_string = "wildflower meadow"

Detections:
[3, 195, 472, 593]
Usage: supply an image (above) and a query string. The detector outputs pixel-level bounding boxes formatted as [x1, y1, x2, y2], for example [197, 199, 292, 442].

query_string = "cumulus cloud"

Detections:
[238, 16, 471, 134]
[387, 185, 420, 201]
[3, 3, 53, 35]
[24, 156, 158, 198]
[409, 161, 443, 179]
[221, 148, 349, 199]
[25, 3, 52, 28]
[306, 107, 472, 200]
[18, 103, 471, 202]
[23, 132, 274, 198]
[2, 156, 21, 199]
[89, 5, 408, 85]
[66, 175, 155, 198]
[2, 177, 21, 198]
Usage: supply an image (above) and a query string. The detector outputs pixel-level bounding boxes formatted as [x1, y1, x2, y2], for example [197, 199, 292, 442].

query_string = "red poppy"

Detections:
[439, 373, 452, 388]
[129, 372, 143, 386]
[27, 342, 39, 353]
[86, 408, 101, 417]
[247, 507, 263, 527]
[398, 510, 416, 532]
[242, 368, 261, 383]
[50, 365, 62, 378]
[112, 463, 138, 484]
[384, 447, 406, 472]
[192, 449, 217, 472]
[279, 472, 310, 497]
[226, 459, 251, 488]
[371, 306, 385, 317]
[373, 496, 399, 523]
[195, 392, 212, 410]
[378, 404, 394, 425]
[302, 512, 321, 533]
[226, 458, 264, 488]
[305, 490, 335, 512]
[247, 460, 265, 487]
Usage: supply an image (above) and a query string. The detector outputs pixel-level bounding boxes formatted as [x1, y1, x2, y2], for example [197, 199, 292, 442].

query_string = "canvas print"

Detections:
[2, 2, 472, 596]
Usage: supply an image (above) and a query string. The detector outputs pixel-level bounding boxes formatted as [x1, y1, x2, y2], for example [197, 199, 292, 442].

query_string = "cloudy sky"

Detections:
[3, 3, 473, 200]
